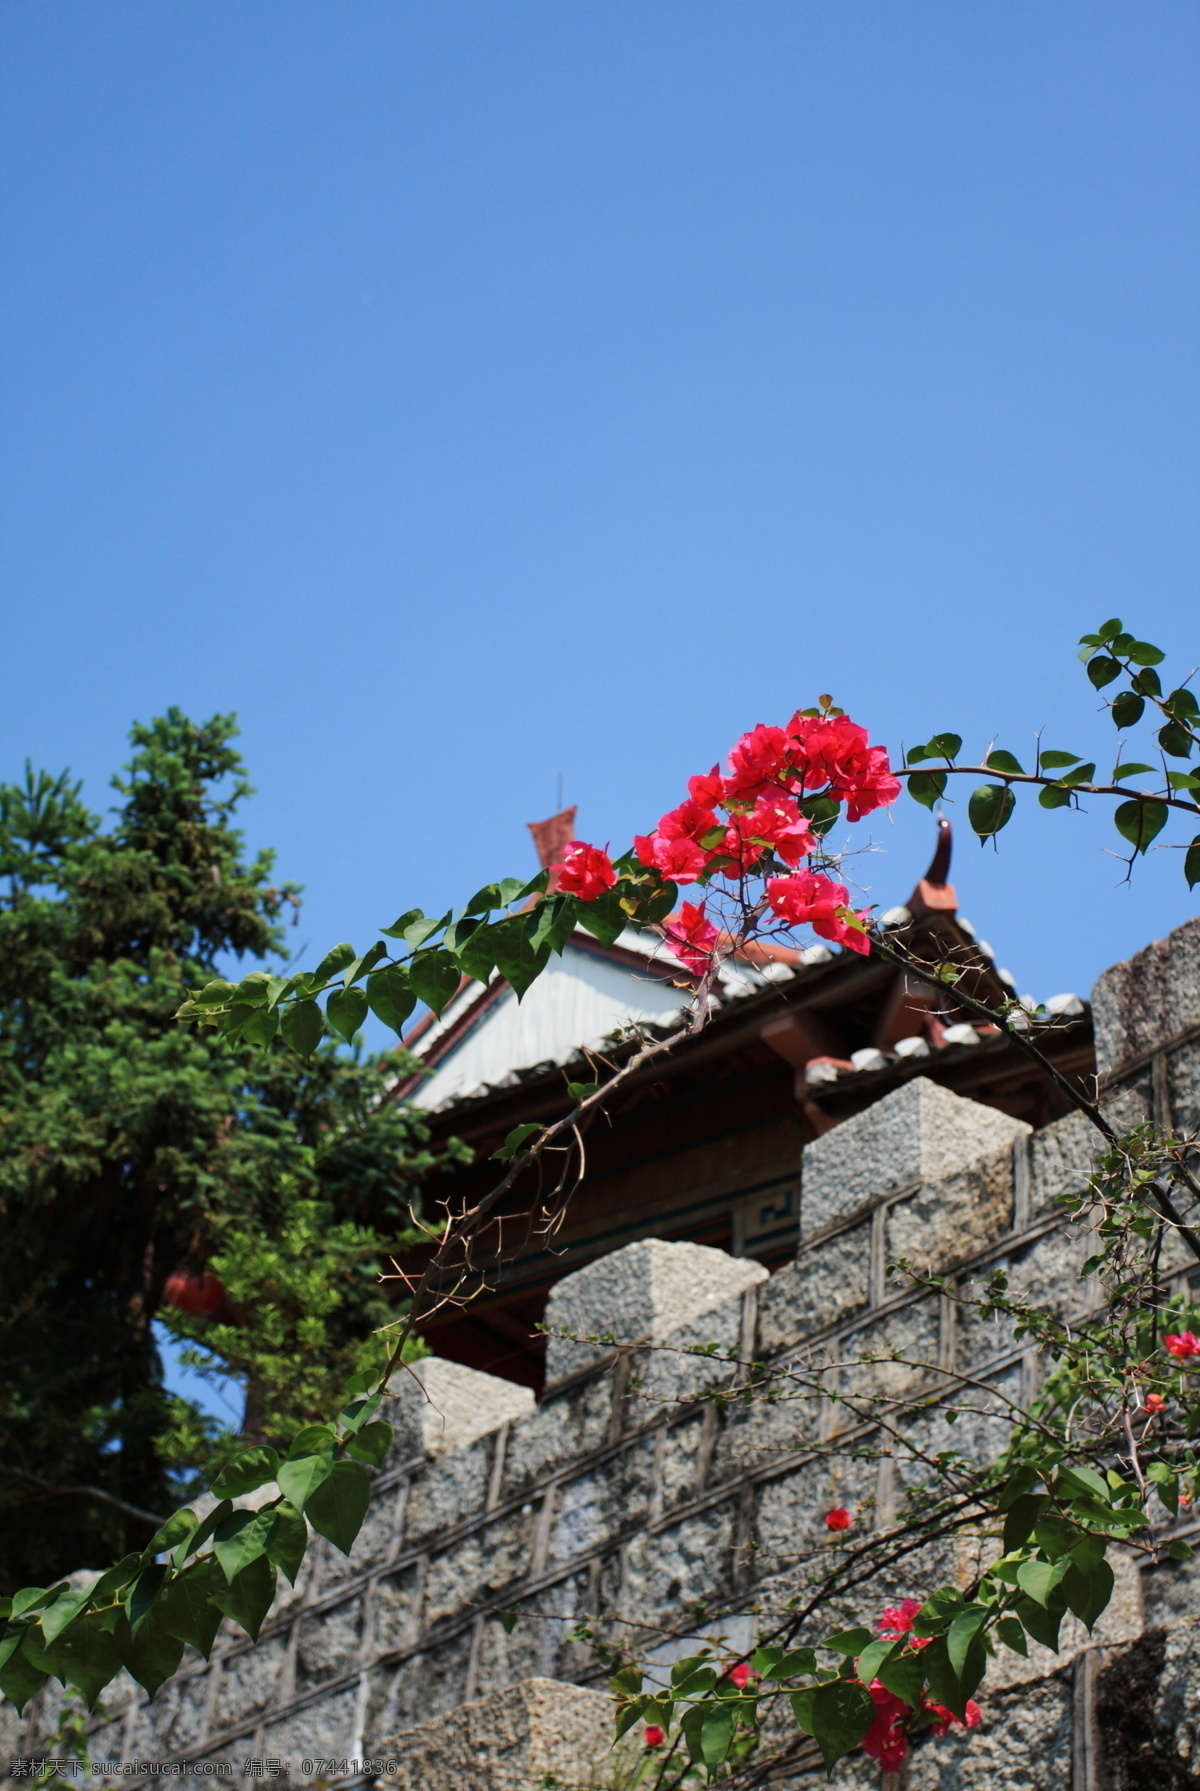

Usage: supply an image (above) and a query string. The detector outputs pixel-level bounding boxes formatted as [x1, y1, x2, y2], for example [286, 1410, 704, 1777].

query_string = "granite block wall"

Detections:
[7, 918, 1200, 1790]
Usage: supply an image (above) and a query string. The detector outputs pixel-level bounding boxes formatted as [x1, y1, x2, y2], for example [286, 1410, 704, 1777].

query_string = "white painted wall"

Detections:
[408, 940, 689, 1109]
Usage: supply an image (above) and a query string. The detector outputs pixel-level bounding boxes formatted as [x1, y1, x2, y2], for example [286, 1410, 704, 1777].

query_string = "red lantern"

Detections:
[162, 1269, 226, 1315]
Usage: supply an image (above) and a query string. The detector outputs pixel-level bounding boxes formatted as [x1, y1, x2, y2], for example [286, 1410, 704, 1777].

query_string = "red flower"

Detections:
[663, 901, 718, 975]
[162, 1269, 225, 1315]
[739, 794, 817, 868]
[1145, 1392, 1167, 1414]
[877, 1599, 923, 1638]
[688, 766, 726, 809]
[658, 798, 721, 845]
[727, 1661, 755, 1689]
[1164, 1332, 1200, 1359]
[633, 832, 710, 884]
[766, 872, 872, 955]
[825, 1506, 853, 1531]
[643, 1725, 665, 1749]
[726, 723, 791, 800]
[785, 714, 901, 819]
[861, 1682, 909, 1771]
[556, 841, 617, 902]
[924, 1698, 982, 1737]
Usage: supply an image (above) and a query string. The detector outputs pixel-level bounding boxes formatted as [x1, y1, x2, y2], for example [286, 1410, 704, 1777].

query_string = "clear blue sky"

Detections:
[3, 1, 1198, 1017]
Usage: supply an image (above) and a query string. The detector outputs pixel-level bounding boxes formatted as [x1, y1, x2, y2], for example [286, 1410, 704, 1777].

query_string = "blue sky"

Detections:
[3, 1, 1198, 1030]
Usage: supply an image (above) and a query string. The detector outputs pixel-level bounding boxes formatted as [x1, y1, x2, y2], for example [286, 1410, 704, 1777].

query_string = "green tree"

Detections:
[0, 711, 452, 1594]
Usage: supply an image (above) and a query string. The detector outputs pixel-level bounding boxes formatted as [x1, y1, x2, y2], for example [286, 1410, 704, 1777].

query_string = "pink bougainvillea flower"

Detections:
[688, 766, 727, 810]
[785, 713, 902, 819]
[924, 1698, 982, 1737]
[643, 1725, 665, 1748]
[1164, 1332, 1200, 1359]
[860, 1682, 909, 1771]
[825, 1506, 853, 1532]
[766, 872, 872, 955]
[725, 723, 791, 800]
[662, 901, 718, 975]
[555, 841, 617, 902]
[1144, 1392, 1167, 1414]
[877, 1599, 923, 1638]
[634, 832, 710, 883]
[727, 1662, 755, 1689]
[657, 798, 721, 844]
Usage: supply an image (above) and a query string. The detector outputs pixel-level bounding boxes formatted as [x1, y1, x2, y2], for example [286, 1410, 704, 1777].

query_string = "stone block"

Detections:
[799, 1078, 1029, 1237]
[543, 1239, 766, 1383]
[502, 1374, 612, 1493]
[1090, 915, 1200, 1073]
[384, 1356, 534, 1461]
[759, 1222, 871, 1353]
[886, 1144, 1014, 1275]
[1029, 1109, 1097, 1213]
[378, 1675, 618, 1791]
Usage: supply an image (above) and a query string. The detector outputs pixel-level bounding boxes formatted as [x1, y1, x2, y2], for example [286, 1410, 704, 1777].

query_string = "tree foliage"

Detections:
[0, 712, 454, 1593]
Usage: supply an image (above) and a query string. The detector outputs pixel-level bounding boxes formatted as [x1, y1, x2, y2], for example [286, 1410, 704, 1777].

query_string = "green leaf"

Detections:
[1111, 691, 1145, 729]
[1167, 686, 1200, 720]
[366, 966, 417, 1032]
[266, 1503, 308, 1586]
[808, 1679, 875, 1774]
[968, 783, 1016, 840]
[173, 1498, 232, 1568]
[1059, 761, 1097, 786]
[907, 770, 947, 810]
[489, 915, 552, 1000]
[408, 948, 462, 1016]
[1113, 763, 1157, 780]
[276, 1430, 336, 1511]
[1128, 639, 1165, 666]
[1056, 1463, 1110, 1503]
[995, 1615, 1028, 1656]
[89, 1554, 142, 1605]
[822, 1627, 873, 1656]
[1037, 783, 1070, 809]
[1016, 1557, 1069, 1607]
[0, 1637, 47, 1714]
[344, 942, 387, 986]
[210, 1555, 276, 1642]
[213, 1508, 278, 1583]
[127, 1564, 168, 1634]
[757, 1647, 817, 1680]
[876, 1649, 927, 1709]
[456, 923, 499, 985]
[344, 1420, 393, 1467]
[40, 1586, 93, 1646]
[159, 1560, 224, 1659]
[402, 911, 452, 949]
[280, 998, 324, 1056]
[1186, 837, 1200, 890]
[1087, 656, 1122, 689]
[575, 888, 627, 948]
[145, 1507, 199, 1558]
[526, 895, 578, 955]
[1062, 1559, 1114, 1632]
[1003, 1494, 1048, 1551]
[41, 1609, 124, 1709]
[10, 1584, 62, 1618]
[946, 1607, 988, 1677]
[326, 985, 369, 1042]
[1159, 722, 1194, 758]
[985, 749, 1025, 775]
[380, 907, 424, 940]
[855, 1638, 897, 1685]
[1039, 750, 1081, 769]
[193, 979, 237, 1007]
[1167, 771, 1200, 790]
[1133, 666, 1163, 697]
[928, 733, 962, 760]
[790, 1687, 816, 1734]
[698, 1705, 736, 1766]
[210, 1446, 281, 1501]
[922, 1631, 986, 1719]
[1167, 1539, 1195, 1560]
[338, 1390, 383, 1434]
[1114, 799, 1168, 853]
[120, 1607, 186, 1699]
[240, 1007, 278, 1048]
[304, 1461, 372, 1556]
[311, 942, 357, 983]
[491, 1123, 541, 1163]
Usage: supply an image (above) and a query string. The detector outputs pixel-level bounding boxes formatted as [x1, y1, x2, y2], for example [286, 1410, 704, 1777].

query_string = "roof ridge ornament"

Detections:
[907, 817, 957, 917]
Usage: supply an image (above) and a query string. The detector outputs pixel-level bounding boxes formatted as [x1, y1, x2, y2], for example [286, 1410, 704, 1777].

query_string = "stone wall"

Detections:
[6, 918, 1200, 1790]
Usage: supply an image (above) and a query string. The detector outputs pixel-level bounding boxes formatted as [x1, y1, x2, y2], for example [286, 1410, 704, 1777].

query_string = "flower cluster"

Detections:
[554, 710, 897, 977]
[1164, 1331, 1200, 1360]
[859, 1603, 981, 1770]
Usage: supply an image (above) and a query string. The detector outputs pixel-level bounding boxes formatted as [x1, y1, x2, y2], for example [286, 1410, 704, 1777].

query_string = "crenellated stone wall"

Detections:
[5, 918, 1200, 1790]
